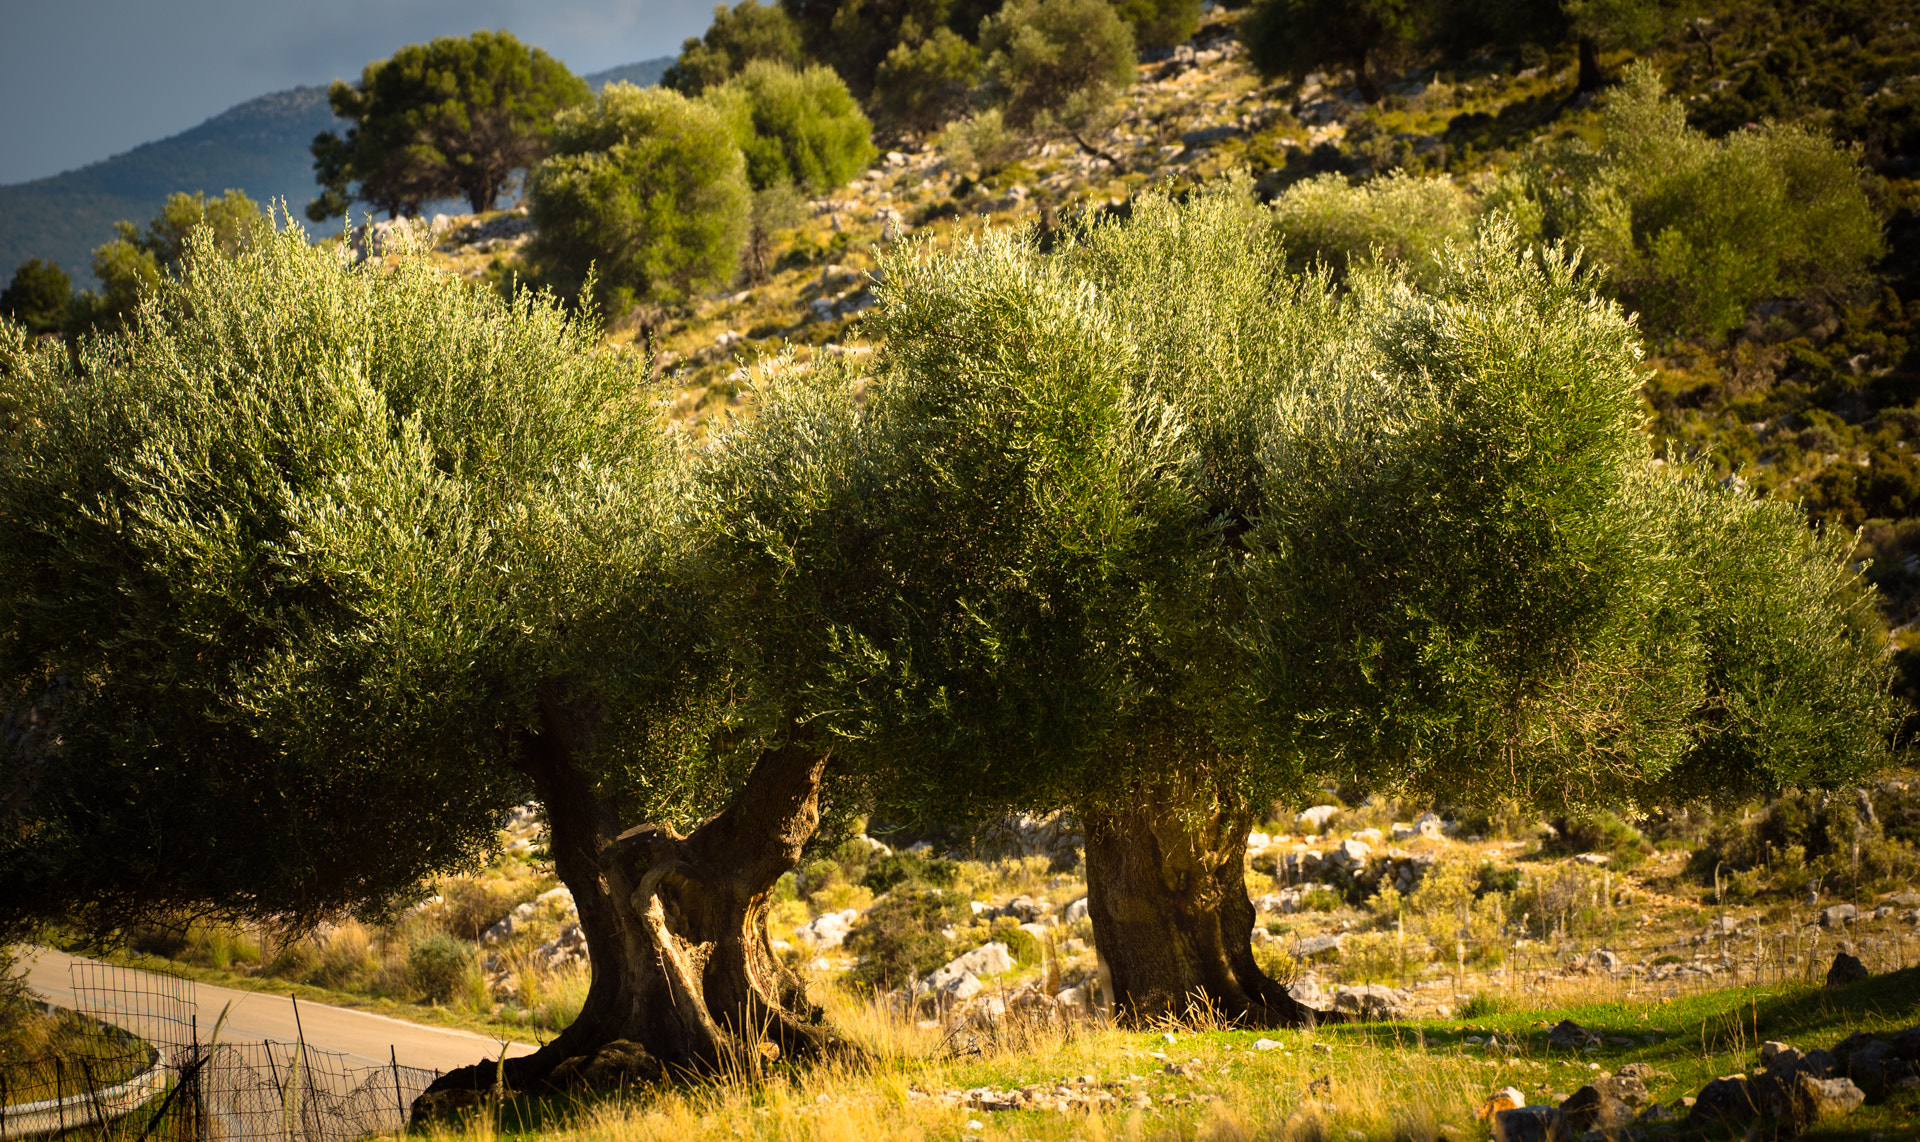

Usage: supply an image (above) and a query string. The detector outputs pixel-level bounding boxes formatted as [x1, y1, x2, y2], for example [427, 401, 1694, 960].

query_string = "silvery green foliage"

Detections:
[0, 218, 712, 932]
[1243, 218, 1892, 805]
[1269, 171, 1476, 289]
[706, 177, 1890, 825]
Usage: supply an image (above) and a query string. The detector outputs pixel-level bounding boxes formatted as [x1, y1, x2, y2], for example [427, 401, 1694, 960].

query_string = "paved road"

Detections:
[21, 947, 538, 1076]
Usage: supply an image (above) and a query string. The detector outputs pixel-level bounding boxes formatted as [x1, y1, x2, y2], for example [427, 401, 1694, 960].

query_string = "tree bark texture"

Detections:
[1082, 775, 1334, 1029]
[423, 698, 835, 1098]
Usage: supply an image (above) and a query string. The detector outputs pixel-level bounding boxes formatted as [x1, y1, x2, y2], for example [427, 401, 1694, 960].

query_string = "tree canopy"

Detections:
[0, 260, 70, 337]
[1239, 0, 1426, 102]
[0, 216, 845, 1084]
[309, 30, 590, 219]
[0, 217, 686, 937]
[704, 61, 877, 192]
[71, 190, 265, 336]
[704, 180, 1893, 1022]
[664, 0, 811, 94]
[525, 83, 752, 311]
[980, 0, 1136, 132]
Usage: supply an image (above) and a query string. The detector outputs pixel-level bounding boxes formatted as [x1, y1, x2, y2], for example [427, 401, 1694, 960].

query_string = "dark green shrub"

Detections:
[1542, 812, 1650, 869]
[873, 28, 982, 133]
[1112, 0, 1200, 50]
[844, 889, 968, 990]
[861, 851, 961, 892]
[1528, 63, 1883, 341]
[991, 920, 1042, 966]
[0, 260, 71, 336]
[979, 0, 1134, 132]
[407, 934, 473, 1003]
[1473, 863, 1522, 898]
[1239, 0, 1425, 101]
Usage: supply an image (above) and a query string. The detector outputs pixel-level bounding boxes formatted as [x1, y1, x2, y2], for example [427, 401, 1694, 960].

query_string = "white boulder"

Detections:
[796, 908, 861, 950]
[1296, 805, 1340, 830]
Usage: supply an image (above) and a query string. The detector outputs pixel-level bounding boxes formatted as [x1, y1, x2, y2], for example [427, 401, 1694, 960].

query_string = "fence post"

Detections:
[391, 1046, 406, 1134]
[291, 996, 320, 1141]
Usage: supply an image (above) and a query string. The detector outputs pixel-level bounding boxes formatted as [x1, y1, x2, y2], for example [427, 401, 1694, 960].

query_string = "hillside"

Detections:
[0, 57, 670, 286]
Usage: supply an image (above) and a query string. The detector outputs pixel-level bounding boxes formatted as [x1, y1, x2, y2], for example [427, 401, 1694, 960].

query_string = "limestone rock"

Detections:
[1291, 934, 1343, 959]
[1689, 1075, 1759, 1125]
[1492, 1105, 1567, 1142]
[1296, 805, 1340, 830]
[1329, 838, 1371, 869]
[1476, 1087, 1526, 1122]
[1778, 1073, 1865, 1131]
[1841, 1037, 1895, 1098]
[1821, 903, 1858, 928]
[1559, 1075, 1650, 1133]
[1332, 984, 1408, 1020]
[796, 908, 861, 950]
[1063, 897, 1089, 924]
[922, 941, 1015, 994]
[1548, 1020, 1599, 1050]
[1826, 950, 1870, 986]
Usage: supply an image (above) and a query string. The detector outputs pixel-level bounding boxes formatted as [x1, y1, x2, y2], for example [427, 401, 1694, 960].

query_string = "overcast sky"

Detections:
[0, 0, 711, 186]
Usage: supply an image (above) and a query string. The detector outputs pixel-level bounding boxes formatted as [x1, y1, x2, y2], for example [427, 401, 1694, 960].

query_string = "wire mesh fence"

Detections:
[3, 961, 439, 1142]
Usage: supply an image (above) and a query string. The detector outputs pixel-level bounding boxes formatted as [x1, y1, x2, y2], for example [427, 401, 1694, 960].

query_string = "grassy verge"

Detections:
[419, 970, 1920, 1142]
[0, 995, 152, 1104]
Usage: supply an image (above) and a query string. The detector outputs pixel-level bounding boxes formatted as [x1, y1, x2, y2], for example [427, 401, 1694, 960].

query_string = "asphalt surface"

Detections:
[20, 946, 538, 1076]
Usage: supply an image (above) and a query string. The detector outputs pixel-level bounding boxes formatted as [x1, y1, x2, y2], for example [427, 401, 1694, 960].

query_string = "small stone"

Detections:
[1759, 1041, 1796, 1066]
[1822, 903, 1859, 928]
[1253, 1038, 1283, 1051]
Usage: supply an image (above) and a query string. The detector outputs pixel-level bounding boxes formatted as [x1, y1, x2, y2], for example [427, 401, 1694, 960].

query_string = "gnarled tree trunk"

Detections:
[423, 697, 838, 1099]
[1576, 36, 1606, 93]
[1082, 773, 1331, 1028]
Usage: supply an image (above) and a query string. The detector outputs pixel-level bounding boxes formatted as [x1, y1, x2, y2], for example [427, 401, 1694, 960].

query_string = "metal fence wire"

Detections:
[2, 962, 438, 1142]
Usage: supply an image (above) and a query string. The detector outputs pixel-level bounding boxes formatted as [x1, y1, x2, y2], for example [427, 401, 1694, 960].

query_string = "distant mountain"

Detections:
[584, 58, 673, 90]
[0, 57, 672, 287]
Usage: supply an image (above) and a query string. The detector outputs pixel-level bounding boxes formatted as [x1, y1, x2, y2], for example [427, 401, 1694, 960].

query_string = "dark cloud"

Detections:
[0, 0, 710, 185]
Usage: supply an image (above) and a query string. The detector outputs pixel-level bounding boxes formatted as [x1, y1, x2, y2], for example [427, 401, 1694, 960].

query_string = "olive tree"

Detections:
[873, 28, 983, 133]
[0, 220, 846, 1089]
[1270, 171, 1475, 288]
[1239, 0, 1426, 103]
[526, 82, 752, 310]
[708, 180, 1893, 1026]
